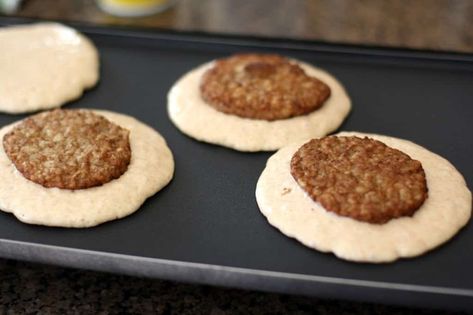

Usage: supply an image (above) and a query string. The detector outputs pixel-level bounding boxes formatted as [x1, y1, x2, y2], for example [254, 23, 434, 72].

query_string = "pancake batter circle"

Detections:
[0, 110, 174, 228]
[167, 59, 351, 152]
[0, 23, 99, 113]
[256, 132, 472, 263]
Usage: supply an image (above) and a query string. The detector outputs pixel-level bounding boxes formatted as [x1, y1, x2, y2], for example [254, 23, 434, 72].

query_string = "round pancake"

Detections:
[0, 110, 174, 228]
[0, 23, 99, 113]
[256, 132, 471, 263]
[167, 59, 351, 152]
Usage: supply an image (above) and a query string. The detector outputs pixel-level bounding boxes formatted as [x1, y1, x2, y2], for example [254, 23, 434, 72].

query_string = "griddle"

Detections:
[0, 16, 472, 312]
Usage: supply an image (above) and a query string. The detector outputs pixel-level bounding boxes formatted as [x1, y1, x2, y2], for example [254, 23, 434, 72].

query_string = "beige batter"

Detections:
[256, 132, 472, 263]
[0, 110, 174, 228]
[0, 23, 99, 114]
[167, 60, 351, 152]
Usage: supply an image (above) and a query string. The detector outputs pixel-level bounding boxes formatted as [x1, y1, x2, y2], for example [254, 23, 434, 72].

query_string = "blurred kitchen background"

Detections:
[1, 0, 472, 53]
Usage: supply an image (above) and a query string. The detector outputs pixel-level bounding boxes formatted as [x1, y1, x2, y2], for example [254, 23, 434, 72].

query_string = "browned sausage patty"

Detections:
[3, 109, 131, 190]
[290, 136, 428, 224]
[200, 54, 331, 121]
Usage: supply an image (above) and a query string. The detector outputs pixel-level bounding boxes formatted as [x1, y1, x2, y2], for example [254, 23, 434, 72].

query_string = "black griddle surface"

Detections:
[0, 18, 472, 311]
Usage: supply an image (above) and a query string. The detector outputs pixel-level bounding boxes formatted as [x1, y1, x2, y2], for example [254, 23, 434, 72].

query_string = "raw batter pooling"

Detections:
[0, 109, 174, 228]
[168, 53, 351, 151]
[0, 23, 99, 113]
[256, 132, 472, 263]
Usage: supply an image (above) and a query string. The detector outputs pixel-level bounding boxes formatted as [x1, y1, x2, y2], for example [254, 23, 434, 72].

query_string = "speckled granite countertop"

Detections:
[1, 1, 473, 314]
[0, 259, 469, 315]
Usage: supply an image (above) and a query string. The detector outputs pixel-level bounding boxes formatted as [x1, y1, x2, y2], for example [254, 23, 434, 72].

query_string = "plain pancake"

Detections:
[0, 23, 99, 113]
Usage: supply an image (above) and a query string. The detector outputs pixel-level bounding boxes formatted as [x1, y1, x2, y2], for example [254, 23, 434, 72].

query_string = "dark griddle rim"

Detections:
[1, 239, 472, 298]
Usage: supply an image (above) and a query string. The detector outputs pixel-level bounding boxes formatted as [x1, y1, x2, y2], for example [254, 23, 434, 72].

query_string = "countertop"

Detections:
[1, 0, 473, 314]
[8, 0, 473, 53]
[0, 259, 469, 315]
